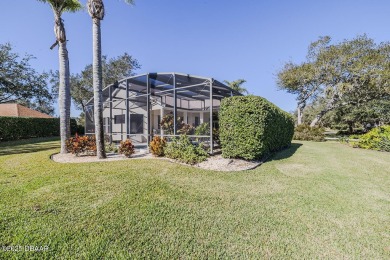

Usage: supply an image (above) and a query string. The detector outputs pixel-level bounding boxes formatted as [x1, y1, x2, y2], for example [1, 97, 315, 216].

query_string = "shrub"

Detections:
[353, 125, 390, 152]
[149, 136, 167, 156]
[194, 122, 210, 136]
[0, 117, 60, 141]
[160, 112, 193, 135]
[160, 113, 183, 135]
[0, 117, 82, 142]
[219, 95, 294, 160]
[178, 123, 194, 135]
[193, 123, 220, 145]
[119, 139, 135, 157]
[105, 143, 118, 153]
[293, 124, 325, 141]
[164, 135, 208, 164]
[66, 134, 97, 156]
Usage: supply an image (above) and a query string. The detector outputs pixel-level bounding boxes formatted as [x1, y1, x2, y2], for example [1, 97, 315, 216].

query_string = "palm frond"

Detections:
[36, 0, 83, 13]
[124, 0, 136, 5]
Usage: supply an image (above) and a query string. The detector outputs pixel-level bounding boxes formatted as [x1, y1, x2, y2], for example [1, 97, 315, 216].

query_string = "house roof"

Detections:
[0, 103, 53, 118]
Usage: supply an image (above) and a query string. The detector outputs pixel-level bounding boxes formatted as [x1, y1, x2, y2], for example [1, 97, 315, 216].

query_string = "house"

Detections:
[84, 72, 241, 153]
[0, 103, 53, 118]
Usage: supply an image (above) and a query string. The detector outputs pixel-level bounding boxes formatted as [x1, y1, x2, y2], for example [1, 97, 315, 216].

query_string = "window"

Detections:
[157, 115, 161, 129]
[130, 114, 143, 134]
[195, 116, 199, 127]
[114, 114, 125, 124]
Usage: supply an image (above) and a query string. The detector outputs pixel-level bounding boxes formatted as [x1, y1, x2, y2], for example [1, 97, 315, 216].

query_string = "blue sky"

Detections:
[0, 0, 389, 116]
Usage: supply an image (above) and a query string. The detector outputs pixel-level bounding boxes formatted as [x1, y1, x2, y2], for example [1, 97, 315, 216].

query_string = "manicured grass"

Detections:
[0, 139, 389, 259]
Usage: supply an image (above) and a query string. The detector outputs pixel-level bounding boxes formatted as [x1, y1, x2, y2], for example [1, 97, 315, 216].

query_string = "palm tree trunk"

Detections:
[92, 18, 106, 159]
[58, 41, 70, 153]
[54, 10, 71, 154]
[66, 58, 71, 138]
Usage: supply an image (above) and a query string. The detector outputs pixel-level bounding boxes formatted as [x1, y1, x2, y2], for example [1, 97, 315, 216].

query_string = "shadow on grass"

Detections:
[267, 142, 303, 162]
[0, 137, 60, 156]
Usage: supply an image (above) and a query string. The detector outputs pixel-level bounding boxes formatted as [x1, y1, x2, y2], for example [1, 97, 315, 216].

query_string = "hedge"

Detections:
[0, 117, 82, 142]
[219, 95, 294, 160]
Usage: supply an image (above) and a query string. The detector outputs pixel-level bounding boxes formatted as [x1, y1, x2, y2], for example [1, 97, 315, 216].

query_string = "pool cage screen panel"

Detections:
[84, 72, 242, 153]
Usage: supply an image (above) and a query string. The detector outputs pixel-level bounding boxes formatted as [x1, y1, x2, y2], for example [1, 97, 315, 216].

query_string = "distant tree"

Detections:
[0, 43, 54, 114]
[0, 43, 51, 104]
[51, 53, 140, 112]
[277, 35, 390, 126]
[87, 0, 135, 159]
[223, 79, 248, 94]
[38, 0, 82, 154]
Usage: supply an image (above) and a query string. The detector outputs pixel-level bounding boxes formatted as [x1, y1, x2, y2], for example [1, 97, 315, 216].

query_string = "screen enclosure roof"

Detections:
[85, 72, 242, 106]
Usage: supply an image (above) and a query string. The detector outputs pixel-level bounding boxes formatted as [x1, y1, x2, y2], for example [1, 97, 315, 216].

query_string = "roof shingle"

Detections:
[0, 103, 53, 118]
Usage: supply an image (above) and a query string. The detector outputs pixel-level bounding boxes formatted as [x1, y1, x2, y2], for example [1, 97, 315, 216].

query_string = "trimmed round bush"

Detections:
[219, 95, 294, 160]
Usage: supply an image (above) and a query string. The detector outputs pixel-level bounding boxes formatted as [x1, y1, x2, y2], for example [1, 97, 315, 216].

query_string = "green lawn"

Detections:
[0, 138, 389, 259]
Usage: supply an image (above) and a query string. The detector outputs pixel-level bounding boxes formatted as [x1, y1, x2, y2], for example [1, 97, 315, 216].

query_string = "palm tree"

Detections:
[38, 0, 82, 154]
[223, 79, 248, 95]
[87, 0, 134, 159]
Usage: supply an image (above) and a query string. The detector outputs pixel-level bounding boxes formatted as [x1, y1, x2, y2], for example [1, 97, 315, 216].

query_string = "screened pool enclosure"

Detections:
[85, 72, 242, 153]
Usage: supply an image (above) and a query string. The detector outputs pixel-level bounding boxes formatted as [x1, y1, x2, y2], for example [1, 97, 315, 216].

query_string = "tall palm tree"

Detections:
[38, 0, 82, 154]
[87, 0, 134, 159]
[223, 79, 248, 95]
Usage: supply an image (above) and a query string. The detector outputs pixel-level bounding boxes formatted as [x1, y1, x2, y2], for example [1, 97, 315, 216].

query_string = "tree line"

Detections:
[277, 35, 390, 132]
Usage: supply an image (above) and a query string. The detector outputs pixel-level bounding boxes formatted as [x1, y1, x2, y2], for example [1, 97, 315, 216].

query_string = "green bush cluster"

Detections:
[164, 135, 208, 164]
[294, 124, 325, 141]
[0, 117, 82, 141]
[105, 143, 118, 153]
[219, 95, 294, 160]
[194, 122, 210, 136]
[0, 117, 60, 141]
[352, 125, 390, 152]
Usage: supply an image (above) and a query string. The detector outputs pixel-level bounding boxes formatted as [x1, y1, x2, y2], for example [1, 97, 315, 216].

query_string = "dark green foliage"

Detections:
[219, 96, 294, 160]
[70, 118, 84, 135]
[0, 43, 52, 106]
[164, 135, 208, 164]
[0, 117, 82, 141]
[278, 35, 390, 127]
[294, 124, 325, 141]
[353, 125, 390, 152]
[50, 53, 141, 111]
[0, 117, 59, 141]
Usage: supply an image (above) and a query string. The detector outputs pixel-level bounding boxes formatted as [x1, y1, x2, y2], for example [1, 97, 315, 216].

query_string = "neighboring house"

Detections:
[85, 72, 241, 153]
[0, 103, 53, 118]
